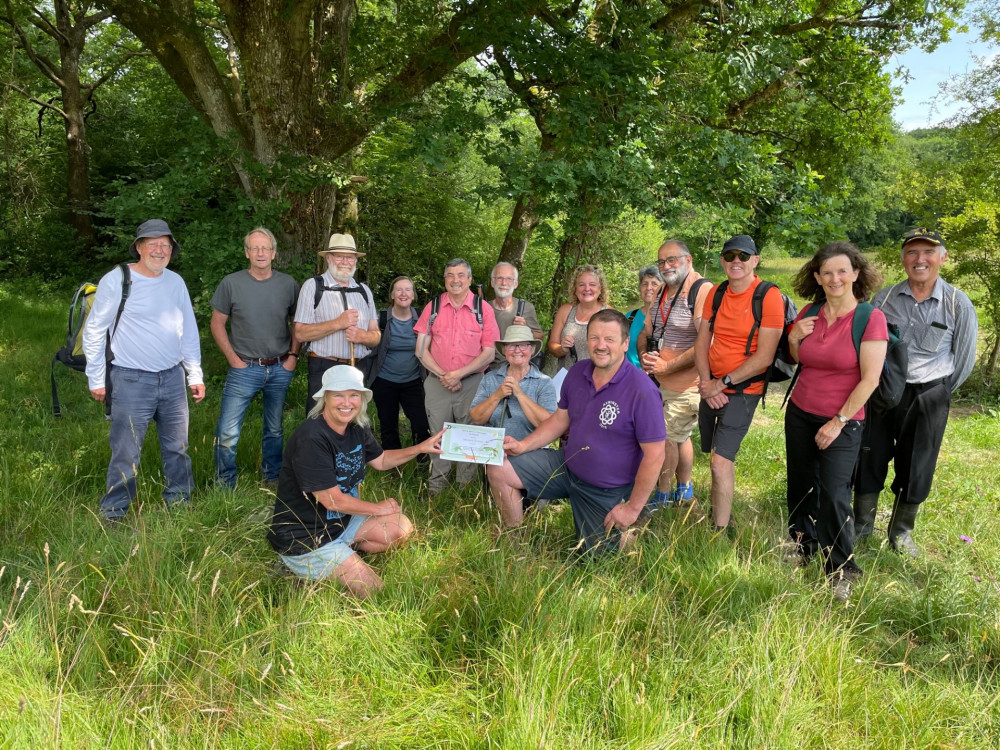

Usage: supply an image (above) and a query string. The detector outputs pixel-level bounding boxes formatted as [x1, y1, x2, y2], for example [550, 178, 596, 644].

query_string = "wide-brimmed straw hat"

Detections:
[494, 324, 542, 358]
[318, 233, 366, 258]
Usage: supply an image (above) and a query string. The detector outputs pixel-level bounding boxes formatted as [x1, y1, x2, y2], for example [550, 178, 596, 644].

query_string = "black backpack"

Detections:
[51, 263, 131, 418]
[707, 280, 797, 404]
[781, 301, 908, 413]
[311, 274, 371, 309]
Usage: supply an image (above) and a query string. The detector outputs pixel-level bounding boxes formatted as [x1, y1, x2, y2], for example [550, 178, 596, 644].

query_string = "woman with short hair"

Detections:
[472, 325, 557, 528]
[626, 264, 664, 368]
[369, 276, 431, 455]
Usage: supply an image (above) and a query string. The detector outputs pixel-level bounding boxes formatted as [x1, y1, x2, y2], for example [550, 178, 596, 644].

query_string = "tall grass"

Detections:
[1, 272, 999, 749]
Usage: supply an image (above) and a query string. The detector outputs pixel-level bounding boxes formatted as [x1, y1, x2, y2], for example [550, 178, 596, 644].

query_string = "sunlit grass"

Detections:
[2, 285, 1000, 748]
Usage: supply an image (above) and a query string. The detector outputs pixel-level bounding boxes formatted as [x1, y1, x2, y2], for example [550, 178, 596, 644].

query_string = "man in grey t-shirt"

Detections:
[488, 262, 543, 369]
[211, 227, 300, 488]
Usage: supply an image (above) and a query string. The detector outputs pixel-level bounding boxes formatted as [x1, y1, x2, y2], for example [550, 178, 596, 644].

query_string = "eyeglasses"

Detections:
[505, 342, 533, 350]
[656, 255, 685, 267]
[721, 250, 753, 263]
[247, 245, 273, 253]
[143, 242, 172, 251]
[493, 276, 516, 284]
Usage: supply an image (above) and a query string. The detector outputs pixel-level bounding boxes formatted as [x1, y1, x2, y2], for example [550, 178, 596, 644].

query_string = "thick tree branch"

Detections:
[335, 0, 542, 155]
[652, 0, 707, 31]
[1, 3, 65, 87]
[2, 81, 67, 118]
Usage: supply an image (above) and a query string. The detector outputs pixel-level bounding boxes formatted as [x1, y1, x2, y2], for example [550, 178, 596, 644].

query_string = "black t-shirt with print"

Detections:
[267, 417, 384, 556]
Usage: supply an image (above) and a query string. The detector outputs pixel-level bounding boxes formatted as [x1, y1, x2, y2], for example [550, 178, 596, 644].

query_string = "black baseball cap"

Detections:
[901, 228, 943, 249]
[721, 235, 758, 256]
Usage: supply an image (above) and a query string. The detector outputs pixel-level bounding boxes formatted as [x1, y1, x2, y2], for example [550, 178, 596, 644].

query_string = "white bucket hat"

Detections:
[312, 365, 373, 403]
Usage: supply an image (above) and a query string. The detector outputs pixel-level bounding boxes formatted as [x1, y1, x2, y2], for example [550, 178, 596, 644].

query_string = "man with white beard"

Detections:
[638, 240, 712, 509]
[295, 233, 379, 414]
[488, 262, 543, 370]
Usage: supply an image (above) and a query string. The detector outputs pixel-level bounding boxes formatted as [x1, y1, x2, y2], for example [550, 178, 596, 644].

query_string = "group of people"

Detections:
[80, 219, 977, 600]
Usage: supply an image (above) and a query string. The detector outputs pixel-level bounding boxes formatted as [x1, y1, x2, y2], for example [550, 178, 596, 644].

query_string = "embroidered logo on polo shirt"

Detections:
[598, 400, 621, 428]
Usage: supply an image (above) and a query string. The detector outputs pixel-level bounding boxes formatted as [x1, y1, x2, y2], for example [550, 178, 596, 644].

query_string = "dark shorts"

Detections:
[509, 448, 633, 554]
[698, 393, 761, 462]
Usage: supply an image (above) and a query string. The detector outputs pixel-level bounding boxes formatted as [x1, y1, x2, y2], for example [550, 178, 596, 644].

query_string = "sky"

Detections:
[890, 27, 998, 131]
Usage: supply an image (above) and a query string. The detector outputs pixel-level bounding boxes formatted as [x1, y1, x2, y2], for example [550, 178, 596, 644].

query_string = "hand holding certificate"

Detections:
[441, 422, 506, 466]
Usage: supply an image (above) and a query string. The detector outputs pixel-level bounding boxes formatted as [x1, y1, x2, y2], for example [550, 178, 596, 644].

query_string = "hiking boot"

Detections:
[853, 492, 879, 539]
[100, 514, 126, 529]
[888, 501, 920, 558]
[780, 543, 808, 567]
[831, 576, 852, 603]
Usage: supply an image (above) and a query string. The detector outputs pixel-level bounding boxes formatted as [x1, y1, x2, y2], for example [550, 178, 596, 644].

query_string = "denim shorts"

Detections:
[279, 513, 368, 580]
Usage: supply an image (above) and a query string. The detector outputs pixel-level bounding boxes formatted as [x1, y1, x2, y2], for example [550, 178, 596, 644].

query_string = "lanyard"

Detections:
[654, 282, 685, 341]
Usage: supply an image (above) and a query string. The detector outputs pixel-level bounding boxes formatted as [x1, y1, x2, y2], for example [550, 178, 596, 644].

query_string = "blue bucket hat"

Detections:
[129, 219, 180, 260]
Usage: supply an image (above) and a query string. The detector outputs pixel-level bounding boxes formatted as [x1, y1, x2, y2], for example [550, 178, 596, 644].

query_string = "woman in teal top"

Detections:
[626, 265, 663, 368]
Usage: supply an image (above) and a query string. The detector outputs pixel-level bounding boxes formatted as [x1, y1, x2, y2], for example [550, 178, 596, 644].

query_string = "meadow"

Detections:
[1, 258, 999, 749]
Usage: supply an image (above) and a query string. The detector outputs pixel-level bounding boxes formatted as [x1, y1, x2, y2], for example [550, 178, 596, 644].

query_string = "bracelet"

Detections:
[288, 352, 299, 359]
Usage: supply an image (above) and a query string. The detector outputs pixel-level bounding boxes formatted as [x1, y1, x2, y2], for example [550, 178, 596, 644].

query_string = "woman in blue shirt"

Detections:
[369, 277, 431, 454]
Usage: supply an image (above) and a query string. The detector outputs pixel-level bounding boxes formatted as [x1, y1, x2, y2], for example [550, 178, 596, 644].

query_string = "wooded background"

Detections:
[2, 0, 998, 378]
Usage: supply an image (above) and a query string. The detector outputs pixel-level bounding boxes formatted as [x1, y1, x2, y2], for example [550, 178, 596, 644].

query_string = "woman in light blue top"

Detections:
[470, 325, 557, 440]
[369, 277, 431, 453]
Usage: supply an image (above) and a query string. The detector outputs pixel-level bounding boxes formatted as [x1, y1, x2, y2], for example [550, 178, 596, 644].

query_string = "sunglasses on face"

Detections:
[721, 250, 753, 263]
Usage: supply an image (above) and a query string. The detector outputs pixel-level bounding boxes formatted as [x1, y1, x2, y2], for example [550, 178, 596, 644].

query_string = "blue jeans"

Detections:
[214, 363, 295, 487]
[101, 365, 192, 519]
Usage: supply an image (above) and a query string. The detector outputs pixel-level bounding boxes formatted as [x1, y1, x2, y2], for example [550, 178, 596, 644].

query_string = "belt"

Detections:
[238, 352, 292, 366]
[906, 376, 949, 393]
[308, 352, 370, 364]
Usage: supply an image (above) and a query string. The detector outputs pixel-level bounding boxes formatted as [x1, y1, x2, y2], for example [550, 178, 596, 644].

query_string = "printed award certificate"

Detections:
[441, 422, 505, 466]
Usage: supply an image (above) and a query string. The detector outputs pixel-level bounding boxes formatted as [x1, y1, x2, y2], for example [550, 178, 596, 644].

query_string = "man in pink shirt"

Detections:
[415, 259, 500, 495]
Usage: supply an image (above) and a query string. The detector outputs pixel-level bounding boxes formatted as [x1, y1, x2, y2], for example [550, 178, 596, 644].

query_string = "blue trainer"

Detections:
[674, 481, 694, 506]
[649, 489, 672, 509]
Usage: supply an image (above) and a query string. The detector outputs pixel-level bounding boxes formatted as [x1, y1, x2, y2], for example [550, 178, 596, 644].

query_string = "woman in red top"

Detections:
[785, 242, 888, 602]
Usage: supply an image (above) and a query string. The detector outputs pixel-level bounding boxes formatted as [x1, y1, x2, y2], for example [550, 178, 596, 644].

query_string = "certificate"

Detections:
[441, 422, 505, 466]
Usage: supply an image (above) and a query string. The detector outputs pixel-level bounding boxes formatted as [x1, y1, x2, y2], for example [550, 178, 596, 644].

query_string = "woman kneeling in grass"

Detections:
[268, 366, 443, 597]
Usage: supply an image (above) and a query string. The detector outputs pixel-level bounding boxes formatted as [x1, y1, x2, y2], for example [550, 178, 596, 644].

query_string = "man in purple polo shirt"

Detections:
[500, 309, 666, 552]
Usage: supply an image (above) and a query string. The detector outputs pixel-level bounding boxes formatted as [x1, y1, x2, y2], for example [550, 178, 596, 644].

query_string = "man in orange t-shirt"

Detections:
[694, 235, 784, 532]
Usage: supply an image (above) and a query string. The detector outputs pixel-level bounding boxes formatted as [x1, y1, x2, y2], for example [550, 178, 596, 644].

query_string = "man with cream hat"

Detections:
[294, 232, 379, 414]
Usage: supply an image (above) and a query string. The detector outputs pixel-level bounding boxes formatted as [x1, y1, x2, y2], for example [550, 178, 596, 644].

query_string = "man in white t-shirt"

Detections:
[82, 219, 204, 524]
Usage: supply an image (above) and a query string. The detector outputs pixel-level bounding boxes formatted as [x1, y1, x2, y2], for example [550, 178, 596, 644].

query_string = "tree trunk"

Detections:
[497, 193, 541, 270]
[548, 218, 599, 321]
[59, 29, 96, 248]
[103, 0, 527, 260]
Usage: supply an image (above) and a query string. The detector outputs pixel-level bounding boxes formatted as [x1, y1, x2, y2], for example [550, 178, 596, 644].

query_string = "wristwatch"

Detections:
[835, 413, 849, 424]
[722, 375, 733, 387]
